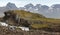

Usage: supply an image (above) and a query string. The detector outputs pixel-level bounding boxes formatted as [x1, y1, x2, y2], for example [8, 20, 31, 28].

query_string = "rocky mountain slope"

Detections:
[0, 10, 60, 35]
[1, 10, 60, 32]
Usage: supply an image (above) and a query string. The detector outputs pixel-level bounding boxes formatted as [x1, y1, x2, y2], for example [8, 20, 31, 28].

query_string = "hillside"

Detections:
[4, 10, 60, 23]
[2, 10, 60, 32]
[11, 10, 45, 19]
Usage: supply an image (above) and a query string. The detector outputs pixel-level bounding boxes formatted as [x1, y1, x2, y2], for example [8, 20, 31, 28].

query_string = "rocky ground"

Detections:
[0, 26, 60, 35]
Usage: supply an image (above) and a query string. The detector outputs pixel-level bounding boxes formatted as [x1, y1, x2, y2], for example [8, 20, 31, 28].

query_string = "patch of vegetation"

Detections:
[30, 24, 49, 29]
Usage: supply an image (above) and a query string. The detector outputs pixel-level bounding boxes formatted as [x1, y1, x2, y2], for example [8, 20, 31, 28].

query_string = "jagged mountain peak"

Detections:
[24, 3, 34, 9]
[6, 2, 17, 10]
[7, 2, 14, 5]
[35, 4, 41, 9]
[25, 3, 34, 6]
[51, 4, 60, 8]
[35, 4, 41, 7]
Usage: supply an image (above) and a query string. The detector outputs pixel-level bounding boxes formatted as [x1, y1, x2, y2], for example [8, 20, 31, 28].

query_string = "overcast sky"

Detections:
[0, 0, 60, 7]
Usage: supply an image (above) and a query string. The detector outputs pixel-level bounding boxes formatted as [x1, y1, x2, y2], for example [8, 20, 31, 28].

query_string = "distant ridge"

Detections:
[0, 2, 60, 18]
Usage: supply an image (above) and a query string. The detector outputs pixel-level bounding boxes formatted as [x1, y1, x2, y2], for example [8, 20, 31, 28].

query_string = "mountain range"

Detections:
[0, 2, 60, 19]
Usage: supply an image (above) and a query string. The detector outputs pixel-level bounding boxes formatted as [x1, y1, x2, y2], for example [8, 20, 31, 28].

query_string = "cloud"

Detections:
[0, 0, 60, 7]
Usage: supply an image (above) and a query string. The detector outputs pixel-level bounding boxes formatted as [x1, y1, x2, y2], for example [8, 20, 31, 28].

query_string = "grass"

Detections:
[12, 10, 45, 19]
[31, 24, 49, 29]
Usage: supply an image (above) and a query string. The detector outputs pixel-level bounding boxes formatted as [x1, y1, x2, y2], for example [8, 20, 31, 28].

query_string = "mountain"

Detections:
[51, 4, 60, 8]
[6, 2, 18, 10]
[1, 2, 60, 18]
[19, 4, 60, 19]
[35, 4, 41, 9]
[47, 4, 60, 18]
[24, 3, 34, 9]
[19, 4, 50, 18]
[0, 2, 18, 17]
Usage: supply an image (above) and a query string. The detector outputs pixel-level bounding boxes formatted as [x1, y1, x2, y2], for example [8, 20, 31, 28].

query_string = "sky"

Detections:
[0, 0, 60, 7]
